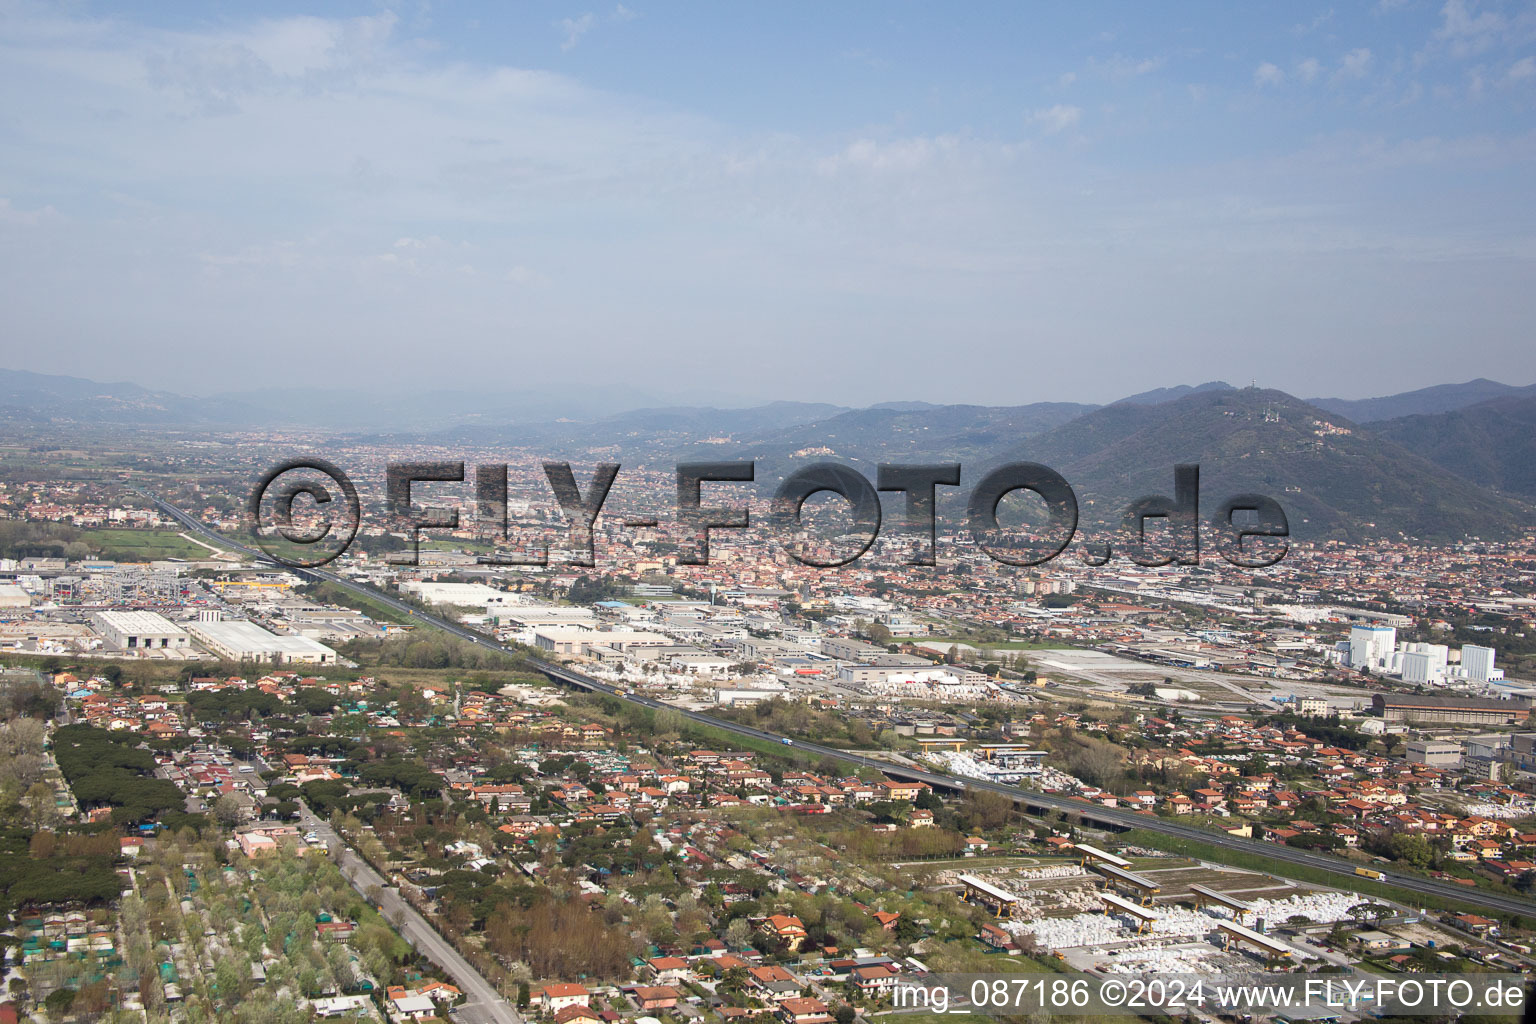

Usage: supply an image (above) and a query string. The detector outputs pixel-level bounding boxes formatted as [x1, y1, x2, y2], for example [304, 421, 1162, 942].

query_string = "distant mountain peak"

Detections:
[1112, 381, 1234, 406]
[868, 401, 944, 412]
[1307, 378, 1534, 424]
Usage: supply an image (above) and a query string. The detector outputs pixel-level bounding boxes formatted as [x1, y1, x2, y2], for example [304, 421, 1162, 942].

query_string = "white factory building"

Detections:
[398, 581, 514, 610]
[1348, 625, 1396, 670]
[1369, 638, 1503, 685]
[1462, 644, 1498, 683]
[91, 610, 190, 651]
[533, 627, 669, 656]
[186, 619, 336, 665]
[1397, 642, 1450, 684]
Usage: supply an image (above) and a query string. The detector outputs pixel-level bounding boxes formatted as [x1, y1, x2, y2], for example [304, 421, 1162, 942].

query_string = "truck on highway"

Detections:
[1355, 867, 1384, 880]
[782, 738, 793, 745]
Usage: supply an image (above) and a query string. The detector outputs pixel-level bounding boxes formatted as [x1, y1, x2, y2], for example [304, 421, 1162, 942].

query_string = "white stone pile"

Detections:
[1013, 864, 1089, 881]
[1009, 889, 1370, 950]
[1460, 801, 1536, 820]
[1009, 910, 1145, 948]
[1098, 946, 1230, 974]
[1245, 890, 1363, 925]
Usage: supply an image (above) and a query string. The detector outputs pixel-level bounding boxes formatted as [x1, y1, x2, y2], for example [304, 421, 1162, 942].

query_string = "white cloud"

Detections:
[1296, 57, 1323, 82]
[0, 197, 61, 225]
[1434, 0, 1507, 58]
[1508, 56, 1536, 81]
[1028, 104, 1082, 133]
[558, 6, 636, 51]
[1254, 62, 1286, 87]
[1087, 53, 1166, 79]
[1336, 47, 1374, 81]
[1294, 9, 1336, 35]
[558, 13, 596, 51]
[815, 135, 963, 174]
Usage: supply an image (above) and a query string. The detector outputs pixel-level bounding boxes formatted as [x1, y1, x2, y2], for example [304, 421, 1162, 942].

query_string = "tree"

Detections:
[214, 957, 248, 1010]
[23, 781, 59, 830]
[724, 917, 755, 951]
[212, 794, 244, 827]
[1387, 832, 1433, 870]
[1066, 739, 1125, 788]
[961, 790, 1014, 832]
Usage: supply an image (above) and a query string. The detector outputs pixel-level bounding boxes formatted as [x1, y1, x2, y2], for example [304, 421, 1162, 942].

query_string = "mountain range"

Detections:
[5, 367, 1535, 542]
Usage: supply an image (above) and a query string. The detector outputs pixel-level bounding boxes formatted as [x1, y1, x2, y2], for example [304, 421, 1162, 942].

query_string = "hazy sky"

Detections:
[1, 0, 1534, 407]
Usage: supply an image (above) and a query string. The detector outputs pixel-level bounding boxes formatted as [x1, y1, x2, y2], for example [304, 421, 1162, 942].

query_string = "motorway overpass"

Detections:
[143, 492, 1536, 921]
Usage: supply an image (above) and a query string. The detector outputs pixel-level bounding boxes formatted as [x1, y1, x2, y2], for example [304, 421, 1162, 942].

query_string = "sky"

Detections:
[1, 0, 1534, 409]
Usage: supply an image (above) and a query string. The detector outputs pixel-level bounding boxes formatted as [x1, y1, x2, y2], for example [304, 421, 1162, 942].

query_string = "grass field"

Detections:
[79, 528, 224, 560]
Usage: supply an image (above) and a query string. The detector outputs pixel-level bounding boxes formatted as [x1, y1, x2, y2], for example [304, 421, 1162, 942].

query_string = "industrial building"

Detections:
[534, 627, 669, 656]
[1404, 740, 1463, 768]
[1348, 625, 1396, 670]
[185, 619, 336, 665]
[91, 610, 190, 651]
[397, 581, 514, 610]
[1372, 693, 1529, 726]
[1398, 642, 1449, 684]
[1462, 644, 1498, 683]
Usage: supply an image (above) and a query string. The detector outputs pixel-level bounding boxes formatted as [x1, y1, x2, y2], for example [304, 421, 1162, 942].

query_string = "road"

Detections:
[145, 491, 1536, 921]
[296, 801, 522, 1024]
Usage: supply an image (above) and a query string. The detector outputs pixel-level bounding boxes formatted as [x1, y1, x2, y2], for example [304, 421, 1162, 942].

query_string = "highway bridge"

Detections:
[143, 491, 1536, 921]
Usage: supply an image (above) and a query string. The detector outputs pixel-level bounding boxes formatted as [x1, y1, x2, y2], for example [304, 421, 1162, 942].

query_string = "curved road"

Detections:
[145, 492, 1536, 921]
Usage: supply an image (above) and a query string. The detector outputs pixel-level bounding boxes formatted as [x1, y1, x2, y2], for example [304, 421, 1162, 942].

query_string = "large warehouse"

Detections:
[397, 581, 514, 610]
[91, 610, 190, 651]
[186, 620, 336, 665]
[1372, 693, 1529, 726]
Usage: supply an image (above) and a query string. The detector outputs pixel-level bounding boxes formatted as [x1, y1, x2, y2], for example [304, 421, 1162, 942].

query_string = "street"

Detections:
[296, 801, 523, 1024]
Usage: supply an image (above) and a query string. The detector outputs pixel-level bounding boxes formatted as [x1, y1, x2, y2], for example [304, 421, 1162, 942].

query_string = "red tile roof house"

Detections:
[554, 1006, 602, 1024]
[316, 920, 355, 940]
[778, 998, 834, 1024]
[748, 965, 802, 1001]
[851, 964, 901, 995]
[645, 956, 692, 983]
[541, 984, 592, 1014]
[978, 921, 1018, 953]
[761, 914, 808, 952]
[631, 986, 681, 1011]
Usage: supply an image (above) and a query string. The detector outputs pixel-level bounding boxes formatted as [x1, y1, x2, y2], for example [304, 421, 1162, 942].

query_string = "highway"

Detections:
[145, 491, 1536, 920]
